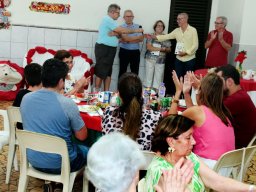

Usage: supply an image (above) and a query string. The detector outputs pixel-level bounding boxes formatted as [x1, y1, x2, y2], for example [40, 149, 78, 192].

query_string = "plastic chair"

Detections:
[242, 145, 256, 181]
[0, 109, 10, 150]
[205, 148, 246, 192]
[247, 134, 256, 147]
[137, 151, 155, 192]
[212, 148, 245, 181]
[16, 130, 88, 192]
[5, 106, 21, 184]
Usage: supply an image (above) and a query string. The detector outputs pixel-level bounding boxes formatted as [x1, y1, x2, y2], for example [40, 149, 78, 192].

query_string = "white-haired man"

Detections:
[205, 16, 233, 68]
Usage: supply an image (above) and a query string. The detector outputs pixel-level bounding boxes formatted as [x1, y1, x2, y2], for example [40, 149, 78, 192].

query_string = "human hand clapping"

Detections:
[155, 157, 194, 192]
[218, 31, 223, 41]
[172, 70, 183, 93]
[210, 31, 217, 40]
[183, 72, 192, 94]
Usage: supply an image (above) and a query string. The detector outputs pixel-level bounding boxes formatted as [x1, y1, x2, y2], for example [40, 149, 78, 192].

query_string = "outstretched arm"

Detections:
[199, 159, 256, 192]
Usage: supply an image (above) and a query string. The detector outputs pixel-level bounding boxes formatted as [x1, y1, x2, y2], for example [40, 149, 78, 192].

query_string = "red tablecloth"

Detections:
[78, 102, 102, 132]
[194, 69, 208, 77]
[194, 69, 256, 92]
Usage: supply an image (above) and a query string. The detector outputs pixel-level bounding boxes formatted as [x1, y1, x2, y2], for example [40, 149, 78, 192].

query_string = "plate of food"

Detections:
[78, 105, 103, 116]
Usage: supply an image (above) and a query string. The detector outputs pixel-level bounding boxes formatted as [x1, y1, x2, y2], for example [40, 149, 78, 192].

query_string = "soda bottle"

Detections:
[143, 88, 150, 107]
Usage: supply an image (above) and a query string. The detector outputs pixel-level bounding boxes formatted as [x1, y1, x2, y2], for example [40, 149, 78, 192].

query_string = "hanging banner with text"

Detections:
[29, 1, 70, 14]
[0, 0, 11, 29]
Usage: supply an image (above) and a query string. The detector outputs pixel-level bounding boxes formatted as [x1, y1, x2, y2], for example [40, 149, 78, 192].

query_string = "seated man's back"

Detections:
[20, 58, 88, 173]
[224, 89, 256, 148]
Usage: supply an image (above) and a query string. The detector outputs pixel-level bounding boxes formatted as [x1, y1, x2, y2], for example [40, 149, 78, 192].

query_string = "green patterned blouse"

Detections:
[145, 152, 205, 192]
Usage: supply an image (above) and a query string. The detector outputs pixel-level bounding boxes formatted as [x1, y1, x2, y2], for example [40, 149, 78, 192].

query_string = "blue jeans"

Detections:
[34, 144, 88, 174]
[174, 58, 195, 79]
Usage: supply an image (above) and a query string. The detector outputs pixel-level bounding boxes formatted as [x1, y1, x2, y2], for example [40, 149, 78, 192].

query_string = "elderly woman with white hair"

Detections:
[86, 132, 194, 192]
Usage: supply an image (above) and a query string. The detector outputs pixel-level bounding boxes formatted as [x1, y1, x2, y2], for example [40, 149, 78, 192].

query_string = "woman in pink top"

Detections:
[169, 72, 235, 168]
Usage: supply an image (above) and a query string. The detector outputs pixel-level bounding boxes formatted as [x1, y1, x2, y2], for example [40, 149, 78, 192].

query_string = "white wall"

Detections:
[240, 0, 256, 45]
[216, 0, 244, 44]
[8, 0, 171, 33]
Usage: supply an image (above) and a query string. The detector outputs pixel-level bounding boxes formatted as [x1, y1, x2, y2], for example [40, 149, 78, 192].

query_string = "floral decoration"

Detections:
[29, 1, 70, 14]
[235, 50, 247, 72]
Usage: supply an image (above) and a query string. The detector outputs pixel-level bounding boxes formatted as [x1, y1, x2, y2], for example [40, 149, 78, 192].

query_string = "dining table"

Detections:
[72, 101, 102, 147]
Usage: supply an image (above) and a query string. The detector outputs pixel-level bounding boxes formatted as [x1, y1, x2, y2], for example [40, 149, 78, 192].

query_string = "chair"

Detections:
[247, 134, 256, 147]
[22, 46, 55, 67]
[242, 145, 256, 181]
[0, 109, 10, 150]
[205, 148, 246, 192]
[16, 130, 88, 192]
[212, 148, 245, 181]
[69, 49, 93, 92]
[141, 151, 155, 170]
[138, 151, 155, 192]
[5, 106, 22, 184]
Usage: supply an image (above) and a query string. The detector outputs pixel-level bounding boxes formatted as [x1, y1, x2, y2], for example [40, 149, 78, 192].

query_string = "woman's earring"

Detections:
[168, 147, 175, 153]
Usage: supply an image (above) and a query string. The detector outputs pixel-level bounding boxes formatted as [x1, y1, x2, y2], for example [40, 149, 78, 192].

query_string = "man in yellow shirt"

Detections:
[156, 13, 198, 78]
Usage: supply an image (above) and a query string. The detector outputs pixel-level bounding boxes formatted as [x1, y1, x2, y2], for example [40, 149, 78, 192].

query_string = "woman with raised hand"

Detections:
[169, 71, 235, 169]
[144, 20, 171, 91]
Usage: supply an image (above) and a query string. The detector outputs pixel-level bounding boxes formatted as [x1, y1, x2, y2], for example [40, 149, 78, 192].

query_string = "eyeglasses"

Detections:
[114, 11, 120, 15]
[215, 22, 223, 25]
[177, 17, 184, 21]
[125, 16, 134, 18]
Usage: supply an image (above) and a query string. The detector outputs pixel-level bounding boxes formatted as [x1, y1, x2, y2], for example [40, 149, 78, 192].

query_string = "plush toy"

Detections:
[0, 0, 11, 29]
[0, 61, 24, 101]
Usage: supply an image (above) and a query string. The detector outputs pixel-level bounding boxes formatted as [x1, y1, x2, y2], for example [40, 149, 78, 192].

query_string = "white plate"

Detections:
[78, 105, 103, 116]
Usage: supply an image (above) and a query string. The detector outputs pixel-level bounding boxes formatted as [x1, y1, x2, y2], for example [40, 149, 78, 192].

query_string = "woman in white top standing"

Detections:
[144, 20, 171, 91]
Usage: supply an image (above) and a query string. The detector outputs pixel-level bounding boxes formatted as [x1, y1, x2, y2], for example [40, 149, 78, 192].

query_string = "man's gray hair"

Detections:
[124, 9, 133, 16]
[86, 132, 146, 192]
[178, 12, 189, 20]
[218, 16, 228, 26]
[108, 4, 121, 13]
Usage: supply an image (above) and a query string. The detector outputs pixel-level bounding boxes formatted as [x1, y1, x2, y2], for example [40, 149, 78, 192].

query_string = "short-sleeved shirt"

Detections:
[224, 89, 256, 148]
[13, 89, 31, 107]
[157, 25, 198, 62]
[102, 106, 162, 151]
[96, 15, 119, 47]
[13, 89, 31, 129]
[20, 89, 85, 169]
[205, 29, 233, 67]
[119, 23, 141, 50]
[145, 34, 171, 64]
[145, 153, 205, 192]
